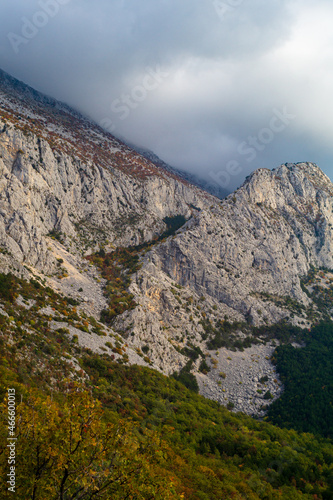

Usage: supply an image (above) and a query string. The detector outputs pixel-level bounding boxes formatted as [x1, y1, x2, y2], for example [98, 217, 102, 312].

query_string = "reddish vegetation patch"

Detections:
[0, 94, 190, 185]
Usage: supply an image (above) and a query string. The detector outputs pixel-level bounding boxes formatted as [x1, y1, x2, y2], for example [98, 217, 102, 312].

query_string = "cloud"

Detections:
[0, 0, 332, 190]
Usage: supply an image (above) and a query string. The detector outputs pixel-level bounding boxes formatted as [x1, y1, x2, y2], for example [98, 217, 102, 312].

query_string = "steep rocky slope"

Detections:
[130, 162, 333, 329]
[0, 69, 212, 268]
[120, 163, 333, 337]
[1, 68, 333, 416]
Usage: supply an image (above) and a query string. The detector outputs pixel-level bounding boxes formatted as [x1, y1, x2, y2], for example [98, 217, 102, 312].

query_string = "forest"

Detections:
[267, 321, 333, 438]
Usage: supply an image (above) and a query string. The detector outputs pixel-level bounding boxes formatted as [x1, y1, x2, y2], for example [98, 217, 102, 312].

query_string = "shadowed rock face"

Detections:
[1, 68, 333, 415]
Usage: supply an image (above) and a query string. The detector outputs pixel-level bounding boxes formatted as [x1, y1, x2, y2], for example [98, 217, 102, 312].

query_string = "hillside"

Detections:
[0, 273, 333, 499]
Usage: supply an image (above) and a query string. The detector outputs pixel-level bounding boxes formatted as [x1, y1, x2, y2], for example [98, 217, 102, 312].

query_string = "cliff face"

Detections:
[148, 163, 333, 317]
[1, 69, 333, 415]
[114, 163, 333, 371]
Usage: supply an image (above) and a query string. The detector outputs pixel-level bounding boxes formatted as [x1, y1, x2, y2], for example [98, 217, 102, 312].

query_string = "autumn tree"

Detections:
[0, 385, 181, 499]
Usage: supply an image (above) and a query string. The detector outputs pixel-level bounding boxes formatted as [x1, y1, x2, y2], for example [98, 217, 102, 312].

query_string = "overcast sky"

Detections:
[1, 0, 333, 191]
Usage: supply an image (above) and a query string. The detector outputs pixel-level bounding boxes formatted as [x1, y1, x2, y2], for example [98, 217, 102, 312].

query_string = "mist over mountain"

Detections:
[2, 1, 333, 192]
[128, 143, 230, 199]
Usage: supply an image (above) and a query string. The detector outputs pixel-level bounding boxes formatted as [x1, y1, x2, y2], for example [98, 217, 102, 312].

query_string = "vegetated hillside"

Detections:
[1, 69, 333, 498]
[0, 273, 333, 499]
[267, 321, 333, 438]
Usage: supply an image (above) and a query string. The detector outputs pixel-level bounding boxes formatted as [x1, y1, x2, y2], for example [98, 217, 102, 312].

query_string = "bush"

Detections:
[172, 361, 199, 393]
[199, 359, 211, 374]
[0, 274, 18, 303]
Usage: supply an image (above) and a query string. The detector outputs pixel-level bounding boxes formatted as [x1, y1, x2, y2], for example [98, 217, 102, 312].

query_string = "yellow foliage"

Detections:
[0, 385, 181, 499]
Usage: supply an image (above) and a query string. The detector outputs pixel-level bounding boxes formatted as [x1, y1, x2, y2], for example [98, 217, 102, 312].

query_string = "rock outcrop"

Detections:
[119, 162, 333, 345]
[113, 162, 333, 412]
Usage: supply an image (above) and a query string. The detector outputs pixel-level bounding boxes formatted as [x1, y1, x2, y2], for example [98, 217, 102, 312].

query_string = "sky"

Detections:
[1, 0, 333, 191]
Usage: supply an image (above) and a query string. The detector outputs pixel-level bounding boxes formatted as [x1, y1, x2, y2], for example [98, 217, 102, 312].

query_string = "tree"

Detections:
[0, 385, 180, 499]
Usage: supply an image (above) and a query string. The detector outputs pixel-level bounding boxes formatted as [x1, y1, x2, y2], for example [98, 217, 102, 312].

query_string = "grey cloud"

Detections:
[0, 0, 332, 192]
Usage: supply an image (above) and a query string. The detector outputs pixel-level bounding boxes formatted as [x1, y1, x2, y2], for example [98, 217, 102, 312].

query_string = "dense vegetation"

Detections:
[267, 321, 333, 438]
[2, 354, 333, 498]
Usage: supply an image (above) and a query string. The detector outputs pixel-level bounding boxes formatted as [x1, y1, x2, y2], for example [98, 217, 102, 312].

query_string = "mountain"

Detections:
[113, 161, 333, 412]
[1, 69, 333, 499]
[1, 68, 333, 415]
[0, 67, 213, 257]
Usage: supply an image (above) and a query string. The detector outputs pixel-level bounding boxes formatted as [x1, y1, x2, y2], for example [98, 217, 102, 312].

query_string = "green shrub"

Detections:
[199, 359, 210, 374]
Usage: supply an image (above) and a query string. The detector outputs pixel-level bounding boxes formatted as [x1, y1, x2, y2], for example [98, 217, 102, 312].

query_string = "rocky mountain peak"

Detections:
[240, 161, 333, 210]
